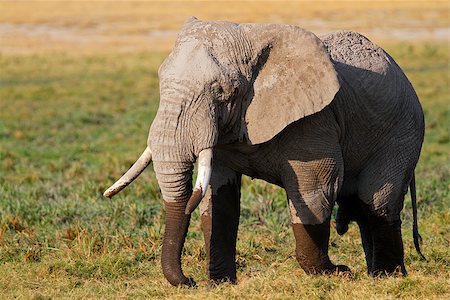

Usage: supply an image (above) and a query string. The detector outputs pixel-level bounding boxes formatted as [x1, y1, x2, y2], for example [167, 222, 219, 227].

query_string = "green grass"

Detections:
[0, 42, 449, 299]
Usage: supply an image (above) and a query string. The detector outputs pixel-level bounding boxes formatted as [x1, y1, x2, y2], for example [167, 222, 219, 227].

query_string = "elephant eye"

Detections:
[211, 82, 224, 100]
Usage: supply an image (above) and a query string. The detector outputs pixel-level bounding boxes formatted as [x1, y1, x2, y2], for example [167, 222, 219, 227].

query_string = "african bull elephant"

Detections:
[103, 17, 425, 286]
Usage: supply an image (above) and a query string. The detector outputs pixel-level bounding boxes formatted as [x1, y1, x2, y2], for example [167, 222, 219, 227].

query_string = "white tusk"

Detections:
[185, 148, 213, 214]
[194, 148, 213, 197]
[103, 147, 152, 198]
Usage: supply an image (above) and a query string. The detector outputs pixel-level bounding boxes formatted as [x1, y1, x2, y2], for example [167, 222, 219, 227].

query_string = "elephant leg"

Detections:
[355, 203, 374, 274]
[200, 161, 241, 284]
[286, 184, 350, 274]
[284, 152, 350, 274]
[358, 221, 374, 274]
[361, 204, 406, 276]
[371, 217, 406, 275]
[292, 218, 350, 274]
[358, 162, 409, 276]
[335, 195, 376, 273]
[335, 195, 360, 236]
[336, 196, 374, 273]
[335, 205, 352, 236]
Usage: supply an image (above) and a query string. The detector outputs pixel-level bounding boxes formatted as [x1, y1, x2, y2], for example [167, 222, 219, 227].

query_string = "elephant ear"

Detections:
[240, 24, 340, 145]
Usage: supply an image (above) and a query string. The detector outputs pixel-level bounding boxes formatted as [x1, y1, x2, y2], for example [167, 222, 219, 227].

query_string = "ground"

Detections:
[0, 1, 449, 299]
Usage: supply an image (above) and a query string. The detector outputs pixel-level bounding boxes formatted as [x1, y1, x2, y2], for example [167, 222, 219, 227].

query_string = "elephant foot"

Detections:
[209, 267, 237, 286]
[303, 262, 352, 276]
[292, 221, 350, 276]
[207, 277, 237, 288]
[180, 277, 197, 287]
[322, 264, 352, 276]
[371, 266, 406, 277]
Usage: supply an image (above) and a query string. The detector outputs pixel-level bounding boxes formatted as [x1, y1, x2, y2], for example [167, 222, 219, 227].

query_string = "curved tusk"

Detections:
[185, 148, 213, 214]
[103, 147, 152, 198]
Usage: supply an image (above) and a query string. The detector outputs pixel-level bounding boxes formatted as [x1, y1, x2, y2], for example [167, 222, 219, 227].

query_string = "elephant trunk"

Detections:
[154, 148, 212, 286]
[162, 199, 194, 286]
[149, 88, 217, 285]
[154, 160, 193, 286]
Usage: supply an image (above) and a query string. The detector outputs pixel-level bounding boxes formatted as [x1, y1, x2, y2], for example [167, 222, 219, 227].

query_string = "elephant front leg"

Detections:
[200, 162, 241, 284]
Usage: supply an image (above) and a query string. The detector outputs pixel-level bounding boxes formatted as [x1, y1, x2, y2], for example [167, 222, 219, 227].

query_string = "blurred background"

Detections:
[0, 1, 449, 298]
[1, 1, 448, 53]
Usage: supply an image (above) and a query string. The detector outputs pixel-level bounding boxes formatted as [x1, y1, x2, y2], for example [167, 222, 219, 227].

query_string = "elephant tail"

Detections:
[410, 173, 427, 260]
[103, 147, 152, 198]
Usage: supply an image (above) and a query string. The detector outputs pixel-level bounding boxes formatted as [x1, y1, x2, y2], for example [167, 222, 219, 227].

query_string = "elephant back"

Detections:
[321, 31, 424, 176]
[321, 30, 422, 123]
[321, 31, 424, 136]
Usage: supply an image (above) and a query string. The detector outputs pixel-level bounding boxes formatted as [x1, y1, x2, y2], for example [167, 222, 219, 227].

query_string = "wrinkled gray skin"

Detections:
[105, 17, 424, 286]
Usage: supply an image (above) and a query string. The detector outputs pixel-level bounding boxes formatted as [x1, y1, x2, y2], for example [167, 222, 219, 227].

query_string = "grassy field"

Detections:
[0, 1, 449, 299]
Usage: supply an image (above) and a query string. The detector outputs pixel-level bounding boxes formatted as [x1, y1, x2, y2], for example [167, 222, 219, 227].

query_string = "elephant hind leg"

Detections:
[358, 203, 406, 276]
[352, 202, 374, 274]
[335, 205, 352, 235]
[336, 196, 375, 273]
[335, 195, 361, 236]
[337, 195, 405, 275]
[357, 165, 410, 276]
[371, 217, 406, 276]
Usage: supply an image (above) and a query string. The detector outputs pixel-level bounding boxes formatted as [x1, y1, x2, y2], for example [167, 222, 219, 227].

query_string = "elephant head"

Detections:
[103, 17, 340, 286]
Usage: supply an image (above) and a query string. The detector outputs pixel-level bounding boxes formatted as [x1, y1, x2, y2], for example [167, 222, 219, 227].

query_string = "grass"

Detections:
[0, 1, 449, 299]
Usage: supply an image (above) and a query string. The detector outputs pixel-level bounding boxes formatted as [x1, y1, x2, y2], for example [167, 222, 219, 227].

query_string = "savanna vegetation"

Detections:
[0, 1, 448, 299]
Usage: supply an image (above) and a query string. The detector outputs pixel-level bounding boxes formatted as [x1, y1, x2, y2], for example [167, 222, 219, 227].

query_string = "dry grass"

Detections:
[0, 0, 448, 53]
[0, 1, 449, 299]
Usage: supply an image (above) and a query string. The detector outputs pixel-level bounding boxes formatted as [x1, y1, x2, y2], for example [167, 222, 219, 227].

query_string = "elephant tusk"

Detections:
[185, 148, 213, 215]
[103, 147, 153, 198]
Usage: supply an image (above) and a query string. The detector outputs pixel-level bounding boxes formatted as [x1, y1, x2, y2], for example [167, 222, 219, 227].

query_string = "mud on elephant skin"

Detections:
[103, 17, 426, 286]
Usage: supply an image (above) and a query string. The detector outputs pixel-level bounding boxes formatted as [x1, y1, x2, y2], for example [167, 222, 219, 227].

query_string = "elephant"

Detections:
[103, 17, 426, 286]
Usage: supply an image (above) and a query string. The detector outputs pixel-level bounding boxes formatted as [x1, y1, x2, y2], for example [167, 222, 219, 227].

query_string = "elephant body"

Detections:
[215, 30, 423, 224]
[206, 31, 424, 278]
[104, 19, 424, 286]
